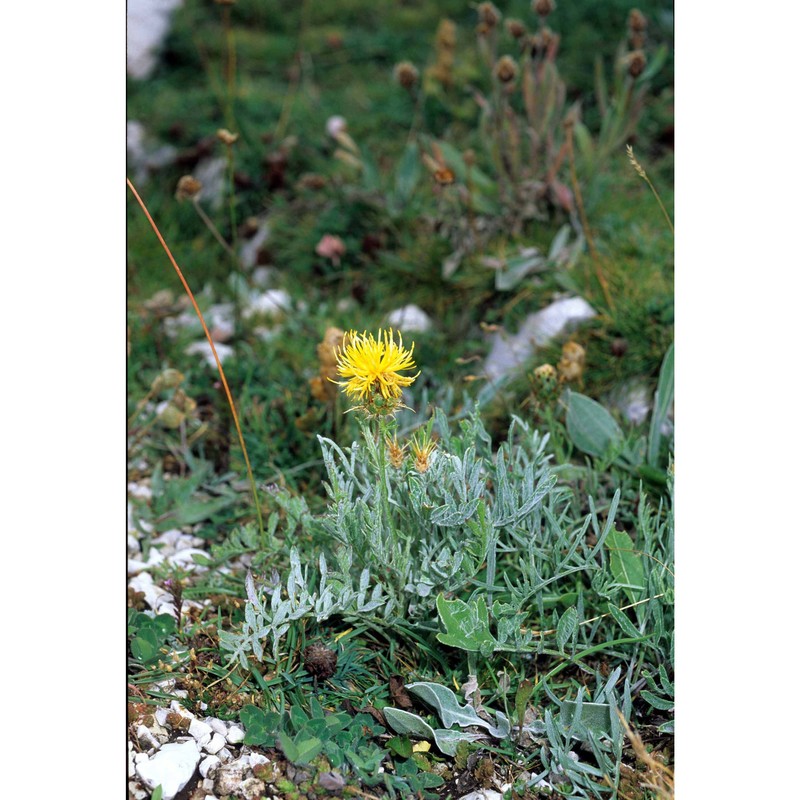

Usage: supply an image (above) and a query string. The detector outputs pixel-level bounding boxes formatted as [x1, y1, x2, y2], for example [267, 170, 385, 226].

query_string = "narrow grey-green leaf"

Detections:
[556, 607, 579, 653]
[647, 343, 674, 467]
[607, 604, 641, 639]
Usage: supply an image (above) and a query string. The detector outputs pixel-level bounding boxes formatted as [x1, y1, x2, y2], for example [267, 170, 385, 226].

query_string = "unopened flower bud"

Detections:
[494, 55, 519, 84]
[393, 61, 419, 90]
[478, 2, 501, 28]
[626, 50, 647, 79]
[628, 9, 647, 32]
[505, 18, 527, 39]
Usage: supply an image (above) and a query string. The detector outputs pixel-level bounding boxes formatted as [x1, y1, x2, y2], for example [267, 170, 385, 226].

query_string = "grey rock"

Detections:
[240, 778, 267, 800]
[127, 0, 184, 80]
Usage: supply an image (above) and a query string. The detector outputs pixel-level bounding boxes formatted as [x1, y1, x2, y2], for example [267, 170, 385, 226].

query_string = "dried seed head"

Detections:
[216, 128, 239, 145]
[505, 18, 527, 39]
[626, 50, 647, 79]
[303, 644, 338, 680]
[557, 342, 586, 383]
[435, 18, 457, 50]
[494, 55, 519, 84]
[533, 0, 555, 18]
[393, 61, 419, 90]
[175, 175, 203, 202]
[478, 2, 501, 28]
[628, 9, 648, 33]
[318, 327, 347, 368]
[214, 0, 236, 5]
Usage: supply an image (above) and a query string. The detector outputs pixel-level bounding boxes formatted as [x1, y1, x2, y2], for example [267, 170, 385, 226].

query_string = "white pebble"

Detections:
[225, 725, 245, 744]
[205, 717, 228, 736]
[189, 718, 214, 743]
[199, 755, 221, 778]
[204, 733, 227, 755]
[136, 724, 161, 752]
[385, 304, 432, 333]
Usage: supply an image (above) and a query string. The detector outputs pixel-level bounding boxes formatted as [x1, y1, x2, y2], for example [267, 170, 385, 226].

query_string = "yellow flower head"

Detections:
[333, 328, 419, 415]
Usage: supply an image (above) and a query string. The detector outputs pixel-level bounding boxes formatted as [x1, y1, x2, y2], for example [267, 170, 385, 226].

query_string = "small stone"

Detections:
[318, 771, 346, 791]
[199, 755, 221, 778]
[184, 341, 234, 367]
[205, 718, 228, 736]
[217, 747, 233, 762]
[136, 724, 161, 751]
[225, 725, 245, 744]
[240, 778, 267, 800]
[190, 718, 214, 742]
[155, 707, 170, 727]
[385, 304, 432, 333]
[243, 289, 291, 320]
[214, 759, 248, 796]
[204, 733, 227, 755]
[135, 740, 201, 800]
[128, 781, 148, 800]
[202, 777, 216, 792]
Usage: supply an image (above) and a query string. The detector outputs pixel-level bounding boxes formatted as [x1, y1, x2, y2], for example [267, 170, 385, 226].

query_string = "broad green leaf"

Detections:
[406, 682, 490, 731]
[386, 736, 413, 759]
[556, 607, 579, 653]
[514, 680, 534, 732]
[561, 701, 612, 739]
[605, 529, 645, 605]
[435, 594, 498, 655]
[565, 391, 624, 458]
[383, 708, 437, 740]
[647, 343, 674, 467]
[151, 787, 163, 800]
[382, 708, 483, 757]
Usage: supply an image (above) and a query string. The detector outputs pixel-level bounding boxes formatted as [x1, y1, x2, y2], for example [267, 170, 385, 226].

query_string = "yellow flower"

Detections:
[333, 329, 419, 415]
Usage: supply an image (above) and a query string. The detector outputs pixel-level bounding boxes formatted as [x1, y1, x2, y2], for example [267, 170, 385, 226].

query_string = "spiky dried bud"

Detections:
[393, 61, 419, 90]
[528, 33, 543, 58]
[493, 55, 519, 84]
[216, 128, 239, 145]
[628, 9, 647, 32]
[386, 434, 407, 469]
[540, 26, 556, 51]
[214, 0, 236, 5]
[175, 175, 203, 202]
[557, 341, 586, 383]
[533, 0, 555, 18]
[505, 18, 527, 39]
[626, 50, 647, 78]
[303, 644, 338, 680]
[478, 2, 501, 28]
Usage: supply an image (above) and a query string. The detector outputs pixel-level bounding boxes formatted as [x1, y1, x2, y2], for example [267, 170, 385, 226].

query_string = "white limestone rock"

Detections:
[204, 733, 227, 755]
[200, 755, 222, 779]
[225, 724, 246, 744]
[135, 740, 200, 800]
[127, 0, 184, 80]
[385, 304, 432, 333]
[483, 296, 595, 382]
[184, 340, 234, 367]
